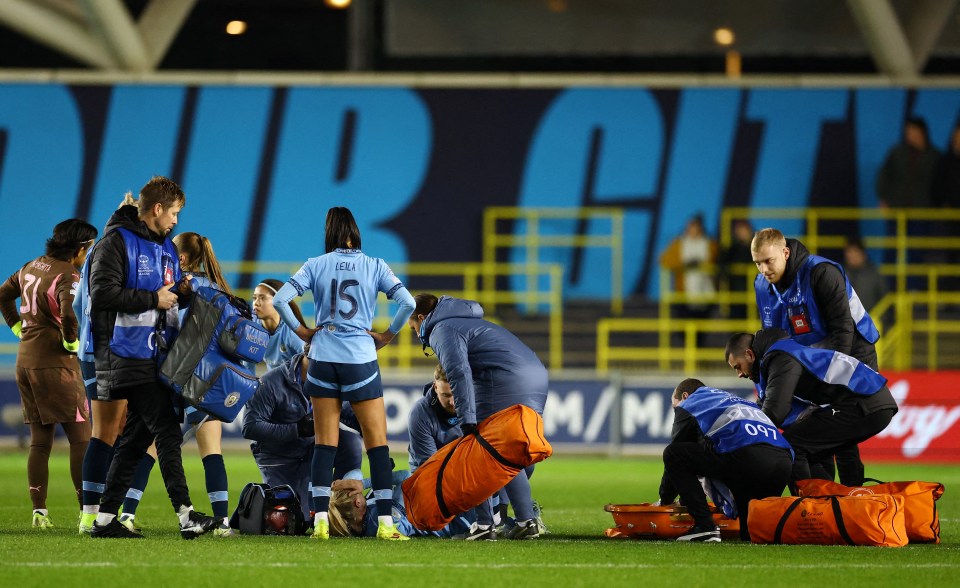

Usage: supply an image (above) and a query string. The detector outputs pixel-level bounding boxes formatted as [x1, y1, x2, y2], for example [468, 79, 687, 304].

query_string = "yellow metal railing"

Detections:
[597, 317, 756, 374]
[483, 206, 624, 315]
[719, 207, 960, 295]
[0, 260, 564, 368]
[598, 269, 960, 373]
[373, 262, 564, 370]
[221, 260, 565, 370]
[871, 274, 960, 372]
[597, 207, 960, 373]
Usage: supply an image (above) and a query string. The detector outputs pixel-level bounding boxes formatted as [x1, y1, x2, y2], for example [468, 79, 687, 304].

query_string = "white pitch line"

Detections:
[4, 562, 960, 570]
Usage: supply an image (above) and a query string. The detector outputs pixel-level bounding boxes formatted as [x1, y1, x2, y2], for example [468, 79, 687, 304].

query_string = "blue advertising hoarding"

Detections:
[0, 372, 756, 452]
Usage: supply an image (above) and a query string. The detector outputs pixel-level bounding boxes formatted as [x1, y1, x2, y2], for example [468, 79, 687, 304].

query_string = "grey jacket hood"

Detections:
[420, 295, 484, 344]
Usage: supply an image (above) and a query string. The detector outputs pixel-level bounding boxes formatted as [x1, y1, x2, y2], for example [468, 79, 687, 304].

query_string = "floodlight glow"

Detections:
[226, 20, 247, 35]
[714, 28, 735, 46]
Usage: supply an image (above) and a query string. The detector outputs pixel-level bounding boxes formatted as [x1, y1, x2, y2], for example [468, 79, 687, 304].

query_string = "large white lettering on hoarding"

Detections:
[877, 380, 960, 458]
[621, 391, 673, 439]
[542, 386, 617, 442]
[384, 387, 422, 435]
[544, 390, 584, 437]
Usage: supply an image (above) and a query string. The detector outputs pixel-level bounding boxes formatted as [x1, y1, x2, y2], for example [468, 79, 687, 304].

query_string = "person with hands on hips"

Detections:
[272, 206, 414, 542]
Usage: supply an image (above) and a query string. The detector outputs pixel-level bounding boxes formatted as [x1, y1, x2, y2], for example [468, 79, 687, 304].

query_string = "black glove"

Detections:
[461, 422, 478, 436]
[296, 415, 315, 437]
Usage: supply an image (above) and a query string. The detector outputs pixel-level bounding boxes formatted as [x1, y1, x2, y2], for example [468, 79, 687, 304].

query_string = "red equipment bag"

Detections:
[401, 404, 552, 531]
[603, 503, 741, 540]
[796, 478, 944, 544]
[748, 494, 908, 547]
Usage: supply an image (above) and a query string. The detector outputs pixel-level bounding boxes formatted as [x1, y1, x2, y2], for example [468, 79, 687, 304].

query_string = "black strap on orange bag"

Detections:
[474, 431, 524, 470]
[434, 431, 524, 519]
[435, 437, 469, 519]
[772, 496, 855, 545]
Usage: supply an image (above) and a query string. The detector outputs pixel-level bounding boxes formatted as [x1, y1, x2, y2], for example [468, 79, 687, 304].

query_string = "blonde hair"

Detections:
[433, 364, 448, 382]
[119, 191, 137, 208]
[751, 228, 787, 252]
[328, 489, 361, 537]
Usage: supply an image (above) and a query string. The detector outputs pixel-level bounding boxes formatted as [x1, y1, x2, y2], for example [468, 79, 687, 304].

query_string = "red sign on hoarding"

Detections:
[859, 372, 960, 463]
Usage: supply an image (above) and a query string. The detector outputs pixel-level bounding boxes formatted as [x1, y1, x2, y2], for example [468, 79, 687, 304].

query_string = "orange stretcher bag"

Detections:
[748, 495, 908, 547]
[603, 503, 741, 540]
[796, 479, 944, 544]
[401, 404, 552, 531]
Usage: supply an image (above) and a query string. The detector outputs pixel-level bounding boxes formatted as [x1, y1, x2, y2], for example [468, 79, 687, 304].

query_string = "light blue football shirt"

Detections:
[258, 319, 304, 370]
[275, 248, 412, 364]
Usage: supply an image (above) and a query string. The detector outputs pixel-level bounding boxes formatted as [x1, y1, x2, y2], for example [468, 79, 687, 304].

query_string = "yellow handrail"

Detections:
[597, 317, 758, 374]
[719, 207, 960, 296]
[373, 261, 565, 369]
[483, 206, 624, 315]
[220, 261, 565, 370]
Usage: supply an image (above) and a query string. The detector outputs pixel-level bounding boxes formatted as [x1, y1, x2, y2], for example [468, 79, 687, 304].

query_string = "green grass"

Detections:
[0, 448, 958, 587]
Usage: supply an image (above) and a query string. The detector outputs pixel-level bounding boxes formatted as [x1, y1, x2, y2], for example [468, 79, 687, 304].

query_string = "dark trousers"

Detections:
[258, 458, 312, 522]
[807, 445, 864, 487]
[100, 381, 191, 514]
[662, 442, 793, 541]
[783, 407, 896, 484]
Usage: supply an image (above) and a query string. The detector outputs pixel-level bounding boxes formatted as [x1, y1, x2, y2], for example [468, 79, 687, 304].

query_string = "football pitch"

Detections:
[0, 448, 957, 587]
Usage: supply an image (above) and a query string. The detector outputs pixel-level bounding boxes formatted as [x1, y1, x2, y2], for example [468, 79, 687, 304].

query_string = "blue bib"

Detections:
[679, 387, 793, 457]
[758, 339, 887, 399]
[108, 228, 181, 360]
[755, 255, 879, 347]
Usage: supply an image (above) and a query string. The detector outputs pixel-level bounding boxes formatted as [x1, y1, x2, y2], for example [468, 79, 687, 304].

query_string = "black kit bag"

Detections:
[229, 483, 305, 535]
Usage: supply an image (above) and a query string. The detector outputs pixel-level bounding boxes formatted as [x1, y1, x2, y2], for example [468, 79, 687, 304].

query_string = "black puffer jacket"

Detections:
[778, 239, 877, 369]
[89, 206, 172, 395]
[753, 328, 897, 428]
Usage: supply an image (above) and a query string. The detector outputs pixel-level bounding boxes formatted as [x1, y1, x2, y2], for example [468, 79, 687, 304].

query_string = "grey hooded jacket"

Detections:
[419, 296, 547, 425]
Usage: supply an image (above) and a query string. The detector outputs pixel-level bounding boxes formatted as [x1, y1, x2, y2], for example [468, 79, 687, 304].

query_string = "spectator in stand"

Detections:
[660, 214, 718, 345]
[876, 117, 940, 209]
[717, 219, 754, 319]
[843, 238, 887, 312]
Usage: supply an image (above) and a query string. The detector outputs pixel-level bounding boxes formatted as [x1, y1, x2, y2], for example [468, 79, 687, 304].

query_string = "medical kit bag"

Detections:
[159, 281, 268, 421]
[229, 482, 305, 535]
[402, 404, 552, 531]
[797, 478, 944, 544]
[747, 494, 908, 546]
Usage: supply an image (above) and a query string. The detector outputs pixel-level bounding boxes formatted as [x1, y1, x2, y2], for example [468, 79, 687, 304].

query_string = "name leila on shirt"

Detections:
[336, 262, 356, 271]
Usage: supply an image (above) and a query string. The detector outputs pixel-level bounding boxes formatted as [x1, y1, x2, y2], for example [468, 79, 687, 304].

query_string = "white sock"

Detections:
[314, 511, 328, 527]
[493, 511, 502, 526]
[95, 512, 116, 526]
[33, 508, 48, 516]
[177, 505, 194, 526]
[119, 512, 134, 521]
[475, 523, 490, 530]
[82, 505, 99, 515]
[222, 517, 229, 526]
[378, 515, 394, 527]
